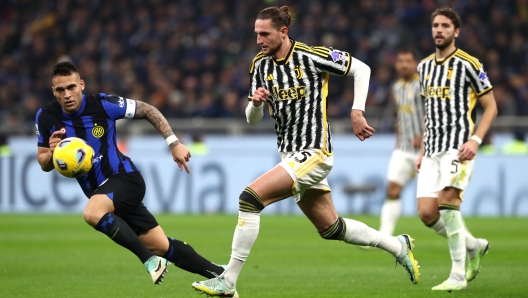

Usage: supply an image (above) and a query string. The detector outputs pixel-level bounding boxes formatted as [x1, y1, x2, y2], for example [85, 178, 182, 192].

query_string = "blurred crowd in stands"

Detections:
[1, 0, 527, 136]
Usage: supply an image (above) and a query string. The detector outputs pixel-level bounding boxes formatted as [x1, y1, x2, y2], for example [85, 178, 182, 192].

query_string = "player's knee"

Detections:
[386, 182, 401, 198]
[239, 187, 265, 213]
[417, 208, 438, 225]
[82, 209, 100, 226]
[319, 217, 346, 240]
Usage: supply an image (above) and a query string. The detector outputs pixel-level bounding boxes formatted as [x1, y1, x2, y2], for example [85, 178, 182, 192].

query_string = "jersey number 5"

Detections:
[450, 160, 460, 174]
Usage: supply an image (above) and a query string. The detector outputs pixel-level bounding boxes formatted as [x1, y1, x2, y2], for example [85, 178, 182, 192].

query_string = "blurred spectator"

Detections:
[0, 0, 527, 135]
[502, 130, 528, 155]
[188, 133, 210, 156]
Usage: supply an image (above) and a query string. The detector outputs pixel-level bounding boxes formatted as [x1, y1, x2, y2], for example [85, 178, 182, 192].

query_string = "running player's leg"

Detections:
[380, 181, 403, 235]
[84, 194, 154, 264]
[133, 213, 225, 279]
[192, 164, 294, 296]
[297, 189, 419, 284]
[85, 172, 170, 284]
[380, 150, 414, 235]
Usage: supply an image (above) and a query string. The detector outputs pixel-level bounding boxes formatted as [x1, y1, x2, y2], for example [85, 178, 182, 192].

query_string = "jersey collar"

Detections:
[62, 94, 87, 118]
[435, 48, 458, 65]
[272, 39, 296, 66]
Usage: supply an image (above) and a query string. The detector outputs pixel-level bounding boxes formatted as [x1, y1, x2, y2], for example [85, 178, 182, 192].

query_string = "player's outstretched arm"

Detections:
[37, 130, 65, 172]
[347, 57, 375, 141]
[134, 101, 191, 173]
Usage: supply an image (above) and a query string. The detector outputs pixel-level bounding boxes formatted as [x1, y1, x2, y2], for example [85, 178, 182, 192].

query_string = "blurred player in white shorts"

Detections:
[378, 49, 424, 236]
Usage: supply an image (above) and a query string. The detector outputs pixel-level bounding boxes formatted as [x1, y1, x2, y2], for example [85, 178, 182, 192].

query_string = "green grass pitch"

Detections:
[0, 214, 526, 297]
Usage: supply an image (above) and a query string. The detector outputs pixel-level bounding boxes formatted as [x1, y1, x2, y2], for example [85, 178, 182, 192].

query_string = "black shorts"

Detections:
[92, 171, 158, 235]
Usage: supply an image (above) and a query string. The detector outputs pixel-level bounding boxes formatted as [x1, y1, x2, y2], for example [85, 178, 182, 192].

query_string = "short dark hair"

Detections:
[431, 6, 462, 29]
[257, 6, 295, 30]
[52, 61, 79, 78]
[397, 48, 420, 61]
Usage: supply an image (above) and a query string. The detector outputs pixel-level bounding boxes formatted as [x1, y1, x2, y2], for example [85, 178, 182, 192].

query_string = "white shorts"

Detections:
[279, 149, 333, 202]
[387, 149, 419, 186]
[417, 149, 475, 199]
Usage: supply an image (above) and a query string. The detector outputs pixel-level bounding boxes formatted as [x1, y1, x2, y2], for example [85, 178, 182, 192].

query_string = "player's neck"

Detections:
[273, 38, 292, 60]
[401, 73, 417, 82]
[435, 43, 456, 60]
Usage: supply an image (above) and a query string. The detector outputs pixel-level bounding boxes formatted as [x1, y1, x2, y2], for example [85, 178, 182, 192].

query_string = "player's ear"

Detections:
[454, 27, 460, 38]
[80, 79, 85, 91]
[280, 26, 288, 38]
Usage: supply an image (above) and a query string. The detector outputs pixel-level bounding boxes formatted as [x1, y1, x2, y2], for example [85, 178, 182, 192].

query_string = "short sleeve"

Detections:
[309, 46, 351, 76]
[248, 54, 265, 100]
[36, 108, 51, 147]
[99, 93, 137, 120]
[466, 62, 493, 96]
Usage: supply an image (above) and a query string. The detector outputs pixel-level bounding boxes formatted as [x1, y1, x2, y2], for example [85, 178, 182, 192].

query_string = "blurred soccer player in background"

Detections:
[192, 6, 420, 297]
[377, 49, 424, 237]
[36, 61, 230, 287]
[415, 7, 497, 291]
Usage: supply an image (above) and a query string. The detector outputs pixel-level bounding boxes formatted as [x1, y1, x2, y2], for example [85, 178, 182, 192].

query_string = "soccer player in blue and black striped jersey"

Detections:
[36, 61, 228, 286]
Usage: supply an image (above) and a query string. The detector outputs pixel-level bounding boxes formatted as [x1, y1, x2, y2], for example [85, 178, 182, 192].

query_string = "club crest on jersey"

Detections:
[92, 124, 104, 138]
[330, 50, 345, 62]
[478, 70, 491, 88]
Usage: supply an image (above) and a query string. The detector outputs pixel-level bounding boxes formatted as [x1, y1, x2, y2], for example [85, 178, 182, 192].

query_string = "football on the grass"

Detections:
[53, 137, 94, 178]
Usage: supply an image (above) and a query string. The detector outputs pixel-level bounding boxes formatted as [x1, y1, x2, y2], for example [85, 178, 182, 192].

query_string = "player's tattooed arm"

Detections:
[134, 101, 178, 147]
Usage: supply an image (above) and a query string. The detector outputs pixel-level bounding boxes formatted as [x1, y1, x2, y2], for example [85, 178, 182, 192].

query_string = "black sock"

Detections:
[163, 237, 224, 278]
[94, 213, 153, 263]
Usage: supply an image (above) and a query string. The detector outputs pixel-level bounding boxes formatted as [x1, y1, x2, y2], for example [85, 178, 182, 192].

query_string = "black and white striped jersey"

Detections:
[393, 74, 424, 153]
[248, 39, 352, 154]
[417, 48, 493, 156]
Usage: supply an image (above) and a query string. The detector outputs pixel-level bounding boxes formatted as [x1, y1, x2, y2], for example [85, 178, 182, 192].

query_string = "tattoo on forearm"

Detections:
[135, 101, 174, 139]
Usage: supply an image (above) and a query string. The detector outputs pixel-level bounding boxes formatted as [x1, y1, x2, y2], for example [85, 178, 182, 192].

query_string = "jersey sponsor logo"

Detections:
[294, 65, 303, 79]
[478, 70, 491, 88]
[118, 97, 125, 108]
[92, 154, 104, 164]
[92, 124, 105, 138]
[330, 50, 345, 62]
[271, 85, 308, 101]
[427, 85, 452, 99]
[266, 74, 274, 81]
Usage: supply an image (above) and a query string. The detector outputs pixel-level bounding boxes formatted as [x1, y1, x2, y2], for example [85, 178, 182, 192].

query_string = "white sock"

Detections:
[429, 215, 479, 257]
[440, 209, 466, 277]
[429, 217, 447, 237]
[379, 199, 401, 235]
[342, 218, 402, 256]
[462, 221, 479, 258]
[224, 211, 260, 287]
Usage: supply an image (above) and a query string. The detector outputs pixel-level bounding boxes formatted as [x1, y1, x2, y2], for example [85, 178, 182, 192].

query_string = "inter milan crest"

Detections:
[92, 124, 104, 138]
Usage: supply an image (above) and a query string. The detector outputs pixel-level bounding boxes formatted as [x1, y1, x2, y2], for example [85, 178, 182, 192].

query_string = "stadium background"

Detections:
[1, 0, 527, 216]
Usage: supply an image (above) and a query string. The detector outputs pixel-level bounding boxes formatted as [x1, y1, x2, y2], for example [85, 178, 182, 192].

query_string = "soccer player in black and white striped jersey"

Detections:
[415, 7, 497, 291]
[193, 6, 420, 296]
[377, 49, 424, 237]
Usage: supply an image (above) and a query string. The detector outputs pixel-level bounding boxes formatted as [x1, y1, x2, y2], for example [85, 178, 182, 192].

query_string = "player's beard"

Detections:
[435, 34, 455, 50]
[264, 40, 282, 56]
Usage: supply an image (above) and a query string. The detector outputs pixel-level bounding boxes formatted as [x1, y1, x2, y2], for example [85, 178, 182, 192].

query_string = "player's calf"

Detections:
[318, 216, 346, 240]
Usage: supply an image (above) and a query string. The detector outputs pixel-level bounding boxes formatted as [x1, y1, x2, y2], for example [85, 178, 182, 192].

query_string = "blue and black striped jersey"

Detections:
[36, 93, 138, 198]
